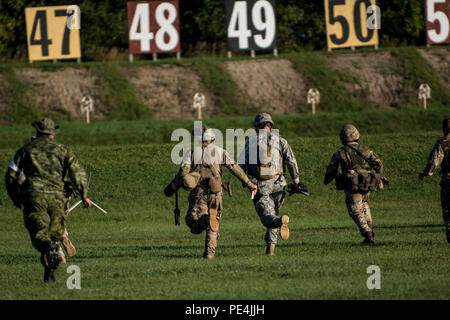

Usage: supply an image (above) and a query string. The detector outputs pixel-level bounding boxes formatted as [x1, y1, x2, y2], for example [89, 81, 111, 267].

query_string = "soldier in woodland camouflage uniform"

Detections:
[419, 117, 450, 243]
[5, 118, 91, 282]
[175, 126, 257, 259]
[324, 124, 384, 244]
[239, 113, 305, 256]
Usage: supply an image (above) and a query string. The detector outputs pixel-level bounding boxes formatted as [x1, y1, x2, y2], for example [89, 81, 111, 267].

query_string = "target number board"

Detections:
[324, 0, 379, 50]
[25, 6, 81, 61]
[426, 0, 450, 45]
[127, 1, 180, 54]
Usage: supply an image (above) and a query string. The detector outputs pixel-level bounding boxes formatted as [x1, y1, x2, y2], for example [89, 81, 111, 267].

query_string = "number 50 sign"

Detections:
[127, 1, 180, 54]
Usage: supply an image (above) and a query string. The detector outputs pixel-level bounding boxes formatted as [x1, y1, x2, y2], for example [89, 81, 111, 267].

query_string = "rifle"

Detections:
[287, 182, 310, 197]
[65, 173, 108, 215]
[174, 187, 180, 226]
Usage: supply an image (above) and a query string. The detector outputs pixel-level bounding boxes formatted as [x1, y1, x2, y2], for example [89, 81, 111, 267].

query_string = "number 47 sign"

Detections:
[127, 1, 180, 54]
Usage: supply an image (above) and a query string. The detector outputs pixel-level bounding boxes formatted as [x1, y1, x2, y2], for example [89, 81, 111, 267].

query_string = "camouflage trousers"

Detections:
[345, 190, 373, 237]
[253, 176, 286, 245]
[440, 185, 450, 232]
[22, 192, 67, 253]
[185, 184, 223, 257]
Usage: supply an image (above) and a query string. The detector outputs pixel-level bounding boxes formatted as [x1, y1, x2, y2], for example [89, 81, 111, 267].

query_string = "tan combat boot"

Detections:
[203, 230, 218, 259]
[280, 215, 290, 240]
[58, 246, 66, 264]
[266, 243, 275, 256]
[62, 230, 76, 257]
[209, 208, 219, 232]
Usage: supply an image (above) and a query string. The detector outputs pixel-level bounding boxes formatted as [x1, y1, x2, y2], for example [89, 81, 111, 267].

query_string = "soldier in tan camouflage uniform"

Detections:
[174, 126, 257, 259]
[239, 113, 306, 256]
[324, 124, 384, 244]
[419, 117, 450, 243]
[5, 118, 91, 282]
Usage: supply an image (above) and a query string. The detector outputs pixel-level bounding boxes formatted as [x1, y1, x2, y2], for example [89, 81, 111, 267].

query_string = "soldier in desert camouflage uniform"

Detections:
[324, 124, 384, 244]
[238, 113, 306, 256]
[419, 117, 450, 243]
[5, 118, 91, 282]
[173, 126, 257, 259]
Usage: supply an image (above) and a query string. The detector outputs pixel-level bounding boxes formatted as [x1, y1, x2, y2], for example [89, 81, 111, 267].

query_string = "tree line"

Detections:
[0, 0, 427, 61]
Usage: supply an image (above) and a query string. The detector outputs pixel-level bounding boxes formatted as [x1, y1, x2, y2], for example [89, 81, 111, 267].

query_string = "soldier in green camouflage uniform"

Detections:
[419, 117, 450, 243]
[324, 124, 384, 244]
[175, 126, 257, 259]
[5, 118, 91, 282]
[239, 113, 305, 256]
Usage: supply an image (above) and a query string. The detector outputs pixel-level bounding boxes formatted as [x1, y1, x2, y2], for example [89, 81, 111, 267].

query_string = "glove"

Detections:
[287, 182, 310, 196]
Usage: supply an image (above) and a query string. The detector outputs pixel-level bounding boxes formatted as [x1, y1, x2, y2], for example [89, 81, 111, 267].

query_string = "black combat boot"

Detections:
[46, 240, 61, 270]
[361, 230, 374, 245]
[446, 230, 450, 244]
[44, 267, 55, 283]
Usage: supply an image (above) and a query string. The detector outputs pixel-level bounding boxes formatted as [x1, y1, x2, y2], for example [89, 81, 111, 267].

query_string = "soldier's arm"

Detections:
[5, 150, 23, 208]
[224, 151, 256, 190]
[65, 147, 89, 200]
[366, 150, 384, 174]
[421, 141, 443, 177]
[237, 142, 249, 173]
[280, 138, 300, 184]
[324, 152, 341, 185]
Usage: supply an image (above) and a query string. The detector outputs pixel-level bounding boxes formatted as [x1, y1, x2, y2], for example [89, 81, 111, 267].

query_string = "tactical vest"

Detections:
[336, 144, 381, 192]
[191, 145, 222, 193]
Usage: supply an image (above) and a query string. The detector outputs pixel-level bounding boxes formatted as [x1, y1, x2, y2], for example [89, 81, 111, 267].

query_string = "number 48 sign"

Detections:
[225, 0, 277, 52]
[127, 1, 180, 54]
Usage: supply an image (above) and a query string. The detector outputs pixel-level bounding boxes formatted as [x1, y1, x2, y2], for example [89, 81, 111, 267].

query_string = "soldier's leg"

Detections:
[47, 193, 67, 242]
[254, 193, 283, 247]
[22, 196, 52, 253]
[345, 191, 373, 242]
[362, 192, 373, 236]
[185, 187, 209, 234]
[440, 186, 450, 243]
[203, 193, 222, 259]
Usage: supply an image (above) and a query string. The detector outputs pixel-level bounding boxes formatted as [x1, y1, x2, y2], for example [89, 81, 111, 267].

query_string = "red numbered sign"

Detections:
[425, 0, 450, 45]
[127, 1, 180, 54]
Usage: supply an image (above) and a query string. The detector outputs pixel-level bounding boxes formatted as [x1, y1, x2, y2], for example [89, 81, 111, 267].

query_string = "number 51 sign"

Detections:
[426, 0, 450, 45]
[127, 1, 180, 54]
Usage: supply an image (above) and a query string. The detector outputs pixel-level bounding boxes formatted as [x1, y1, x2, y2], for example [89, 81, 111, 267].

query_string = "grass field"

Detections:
[0, 109, 449, 300]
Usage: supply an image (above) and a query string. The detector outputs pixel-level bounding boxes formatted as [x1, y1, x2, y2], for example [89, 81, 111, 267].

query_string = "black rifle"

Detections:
[174, 187, 180, 226]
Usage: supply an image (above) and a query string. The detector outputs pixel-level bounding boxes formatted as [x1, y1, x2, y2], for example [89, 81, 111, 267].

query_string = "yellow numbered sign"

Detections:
[324, 0, 379, 50]
[25, 6, 81, 61]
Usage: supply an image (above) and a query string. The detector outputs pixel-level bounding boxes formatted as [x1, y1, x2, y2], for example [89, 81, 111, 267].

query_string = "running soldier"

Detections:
[5, 118, 91, 282]
[166, 126, 257, 259]
[324, 124, 385, 244]
[419, 117, 450, 243]
[238, 113, 307, 256]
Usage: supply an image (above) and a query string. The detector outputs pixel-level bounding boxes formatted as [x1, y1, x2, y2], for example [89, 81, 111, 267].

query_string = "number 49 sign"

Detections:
[127, 1, 180, 54]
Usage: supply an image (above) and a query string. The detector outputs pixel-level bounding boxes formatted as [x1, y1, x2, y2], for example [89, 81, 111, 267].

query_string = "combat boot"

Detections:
[280, 215, 290, 240]
[58, 246, 66, 264]
[62, 230, 76, 257]
[446, 229, 450, 243]
[266, 243, 275, 256]
[44, 267, 55, 283]
[45, 240, 61, 270]
[361, 231, 374, 245]
[209, 208, 219, 232]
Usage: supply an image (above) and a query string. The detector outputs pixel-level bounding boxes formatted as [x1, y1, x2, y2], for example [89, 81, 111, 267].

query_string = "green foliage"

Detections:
[0, 66, 41, 124]
[191, 58, 257, 116]
[92, 64, 151, 121]
[390, 47, 450, 107]
[289, 52, 361, 112]
[0, 0, 433, 60]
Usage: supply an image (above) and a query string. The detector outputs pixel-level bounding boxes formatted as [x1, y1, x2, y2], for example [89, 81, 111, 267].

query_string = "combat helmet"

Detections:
[340, 124, 360, 143]
[202, 125, 215, 142]
[254, 113, 274, 129]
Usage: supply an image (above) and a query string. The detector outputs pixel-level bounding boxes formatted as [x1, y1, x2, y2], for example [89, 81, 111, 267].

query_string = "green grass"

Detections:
[0, 111, 449, 299]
